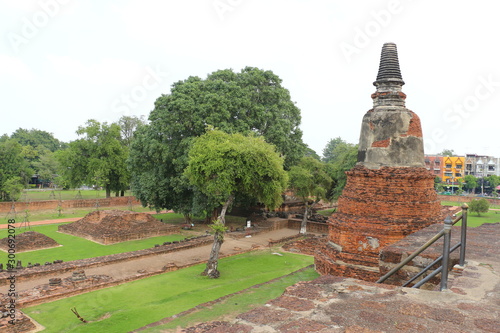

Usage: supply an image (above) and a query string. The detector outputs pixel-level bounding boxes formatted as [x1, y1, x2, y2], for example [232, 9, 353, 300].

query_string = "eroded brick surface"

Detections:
[316, 165, 441, 279]
[0, 231, 59, 252]
[268, 295, 316, 312]
[58, 210, 179, 244]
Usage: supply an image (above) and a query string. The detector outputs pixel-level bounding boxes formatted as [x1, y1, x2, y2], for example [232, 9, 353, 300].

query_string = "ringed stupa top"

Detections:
[375, 42, 404, 84]
[357, 43, 425, 169]
[371, 42, 407, 109]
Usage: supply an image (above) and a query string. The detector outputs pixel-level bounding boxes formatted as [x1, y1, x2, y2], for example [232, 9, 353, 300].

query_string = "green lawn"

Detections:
[459, 210, 500, 227]
[19, 189, 133, 201]
[1, 205, 154, 225]
[143, 267, 319, 332]
[23, 251, 316, 333]
[317, 208, 336, 216]
[0, 223, 185, 266]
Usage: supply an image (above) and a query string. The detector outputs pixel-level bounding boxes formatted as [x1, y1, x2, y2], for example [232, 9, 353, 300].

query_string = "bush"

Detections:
[469, 198, 489, 216]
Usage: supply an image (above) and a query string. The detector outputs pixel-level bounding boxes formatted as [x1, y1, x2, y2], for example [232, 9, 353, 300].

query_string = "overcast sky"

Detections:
[1, 0, 499, 157]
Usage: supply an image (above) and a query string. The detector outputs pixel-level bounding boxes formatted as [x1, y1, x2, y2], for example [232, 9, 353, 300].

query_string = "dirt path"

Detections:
[0, 228, 300, 294]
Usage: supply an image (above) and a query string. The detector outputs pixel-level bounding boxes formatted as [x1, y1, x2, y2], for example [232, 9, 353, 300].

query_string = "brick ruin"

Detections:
[0, 231, 60, 253]
[58, 210, 179, 244]
[315, 43, 442, 281]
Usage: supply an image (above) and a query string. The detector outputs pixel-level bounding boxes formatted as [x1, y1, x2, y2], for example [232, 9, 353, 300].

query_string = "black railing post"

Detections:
[440, 215, 453, 291]
[459, 203, 468, 266]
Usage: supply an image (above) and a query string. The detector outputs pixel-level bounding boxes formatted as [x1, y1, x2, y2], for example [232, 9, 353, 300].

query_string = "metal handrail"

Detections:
[402, 242, 461, 287]
[377, 204, 468, 290]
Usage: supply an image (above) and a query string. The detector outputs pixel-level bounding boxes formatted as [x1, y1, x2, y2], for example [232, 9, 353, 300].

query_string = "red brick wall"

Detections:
[287, 219, 329, 234]
[0, 196, 141, 213]
[316, 165, 442, 280]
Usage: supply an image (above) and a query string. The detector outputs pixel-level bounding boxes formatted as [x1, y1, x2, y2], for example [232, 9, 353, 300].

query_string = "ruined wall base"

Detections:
[315, 165, 442, 281]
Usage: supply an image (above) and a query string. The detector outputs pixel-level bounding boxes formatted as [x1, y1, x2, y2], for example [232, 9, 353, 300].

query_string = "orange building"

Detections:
[442, 156, 465, 186]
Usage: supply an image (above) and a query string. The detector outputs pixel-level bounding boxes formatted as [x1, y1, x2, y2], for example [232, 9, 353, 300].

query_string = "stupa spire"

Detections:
[375, 42, 404, 84]
[371, 42, 406, 108]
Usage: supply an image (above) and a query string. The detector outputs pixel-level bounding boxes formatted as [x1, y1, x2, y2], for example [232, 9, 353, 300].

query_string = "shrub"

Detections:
[469, 198, 489, 216]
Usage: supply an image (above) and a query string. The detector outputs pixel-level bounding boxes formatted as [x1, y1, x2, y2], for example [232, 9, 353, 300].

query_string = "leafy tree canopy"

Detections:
[464, 175, 478, 192]
[118, 115, 146, 147]
[56, 120, 129, 197]
[288, 156, 332, 233]
[11, 128, 66, 152]
[485, 175, 500, 191]
[304, 145, 321, 160]
[440, 149, 455, 156]
[130, 67, 304, 218]
[0, 139, 31, 201]
[323, 138, 358, 200]
[185, 129, 287, 210]
[323, 137, 348, 163]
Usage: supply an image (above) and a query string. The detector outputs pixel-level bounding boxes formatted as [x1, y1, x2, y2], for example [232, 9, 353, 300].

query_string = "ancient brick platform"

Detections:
[58, 210, 179, 244]
[316, 165, 442, 281]
[0, 273, 113, 308]
[0, 231, 60, 253]
[183, 273, 500, 333]
[0, 310, 36, 333]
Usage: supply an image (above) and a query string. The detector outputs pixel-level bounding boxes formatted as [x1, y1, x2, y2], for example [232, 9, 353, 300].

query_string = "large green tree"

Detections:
[130, 67, 304, 220]
[322, 137, 346, 163]
[10, 128, 66, 188]
[0, 139, 31, 201]
[485, 175, 500, 195]
[56, 120, 129, 197]
[464, 175, 478, 194]
[118, 115, 146, 147]
[288, 157, 332, 234]
[185, 129, 288, 278]
[11, 128, 66, 152]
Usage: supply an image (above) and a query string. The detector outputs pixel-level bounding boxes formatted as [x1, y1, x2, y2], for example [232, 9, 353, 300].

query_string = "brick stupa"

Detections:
[315, 43, 442, 281]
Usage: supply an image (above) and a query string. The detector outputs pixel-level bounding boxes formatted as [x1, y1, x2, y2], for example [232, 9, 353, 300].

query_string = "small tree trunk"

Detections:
[203, 234, 223, 278]
[115, 191, 119, 197]
[184, 214, 192, 224]
[202, 194, 234, 278]
[121, 190, 125, 196]
[300, 203, 309, 234]
[105, 186, 111, 198]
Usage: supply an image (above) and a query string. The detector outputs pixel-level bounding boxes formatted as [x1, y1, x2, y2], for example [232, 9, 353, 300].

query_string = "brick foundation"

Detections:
[0, 231, 59, 253]
[58, 210, 178, 244]
[316, 165, 441, 280]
